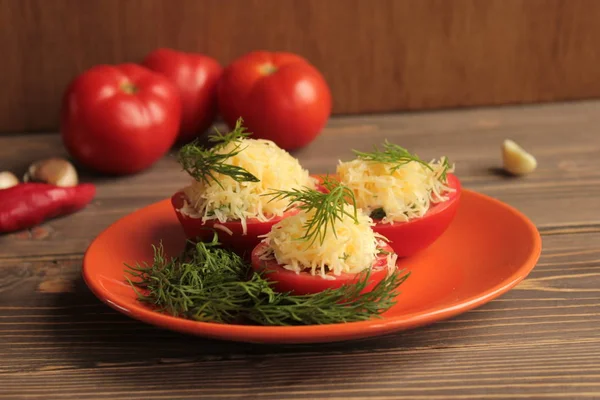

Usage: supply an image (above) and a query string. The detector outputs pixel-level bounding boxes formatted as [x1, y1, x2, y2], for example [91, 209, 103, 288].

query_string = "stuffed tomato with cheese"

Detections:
[251, 181, 399, 295]
[335, 141, 461, 257]
[172, 118, 316, 256]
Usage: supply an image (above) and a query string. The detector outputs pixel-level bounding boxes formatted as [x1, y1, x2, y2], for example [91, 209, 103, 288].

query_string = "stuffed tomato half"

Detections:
[335, 141, 461, 257]
[250, 179, 405, 296]
[171, 118, 317, 257]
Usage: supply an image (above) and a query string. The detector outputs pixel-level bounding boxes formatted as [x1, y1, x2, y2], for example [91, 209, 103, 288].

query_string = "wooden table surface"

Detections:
[1, 101, 599, 399]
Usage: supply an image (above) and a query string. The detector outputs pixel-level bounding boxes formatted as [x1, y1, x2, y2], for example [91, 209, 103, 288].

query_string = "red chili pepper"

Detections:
[0, 183, 96, 233]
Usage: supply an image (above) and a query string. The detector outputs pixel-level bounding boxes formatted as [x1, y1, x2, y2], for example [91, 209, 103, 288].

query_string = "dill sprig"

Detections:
[265, 175, 358, 246]
[247, 270, 409, 325]
[438, 156, 452, 182]
[177, 118, 259, 188]
[125, 237, 256, 323]
[354, 140, 453, 183]
[353, 140, 432, 173]
[124, 235, 410, 326]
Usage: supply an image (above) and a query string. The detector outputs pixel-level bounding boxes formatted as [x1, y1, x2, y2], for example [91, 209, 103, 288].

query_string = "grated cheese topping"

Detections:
[179, 138, 316, 234]
[336, 157, 455, 224]
[258, 204, 397, 279]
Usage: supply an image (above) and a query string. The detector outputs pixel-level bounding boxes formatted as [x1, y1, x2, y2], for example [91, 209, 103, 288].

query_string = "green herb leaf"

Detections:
[353, 140, 432, 173]
[125, 235, 253, 323]
[208, 118, 253, 147]
[246, 268, 410, 326]
[177, 118, 260, 188]
[439, 156, 451, 182]
[265, 175, 358, 246]
[125, 236, 410, 326]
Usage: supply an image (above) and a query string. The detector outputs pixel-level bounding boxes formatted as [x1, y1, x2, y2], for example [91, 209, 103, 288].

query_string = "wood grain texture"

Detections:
[0, 101, 599, 399]
[0, 232, 598, 399]
[2, 0, 600, 132]
[1, 101, 599, 259]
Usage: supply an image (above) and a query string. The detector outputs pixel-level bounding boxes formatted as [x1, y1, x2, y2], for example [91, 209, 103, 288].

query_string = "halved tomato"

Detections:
[171, 191, 297, 257]
[315, 173, 461, 258]
[371, 173, 462, 257]
[250, 241, 395, 295]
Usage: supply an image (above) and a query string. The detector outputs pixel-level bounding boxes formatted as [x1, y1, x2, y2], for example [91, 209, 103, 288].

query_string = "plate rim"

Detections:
[82, 188, 542, 344]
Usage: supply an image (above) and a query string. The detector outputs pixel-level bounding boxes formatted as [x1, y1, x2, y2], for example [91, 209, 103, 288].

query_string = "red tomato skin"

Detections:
[171, 191, 297, 258]
[250, 241, 395, 295]
[372, 174, 462, 258]
[60, 63, 181, 175]
[218, 51, 332, 151]
[142, 48, 223, 143]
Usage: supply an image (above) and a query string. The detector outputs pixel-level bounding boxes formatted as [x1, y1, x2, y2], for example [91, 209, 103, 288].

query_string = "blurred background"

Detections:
[1, 0, 599, 134]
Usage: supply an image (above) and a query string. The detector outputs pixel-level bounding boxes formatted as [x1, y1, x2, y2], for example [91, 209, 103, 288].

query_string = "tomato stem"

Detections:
[259, 63, 278, 75]
[120, 82, 138, 94]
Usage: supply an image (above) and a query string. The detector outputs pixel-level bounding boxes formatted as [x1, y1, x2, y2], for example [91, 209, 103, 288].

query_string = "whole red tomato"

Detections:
[218, 51, 332, 151]
[142, 48, 222, 143]
[60, 63, 181, 175]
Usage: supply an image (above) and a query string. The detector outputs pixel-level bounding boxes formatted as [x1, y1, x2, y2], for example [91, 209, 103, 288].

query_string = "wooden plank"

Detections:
[2, 0, 600, 132]
[0, 232, 598, 399]
[1, 102, 599, 259]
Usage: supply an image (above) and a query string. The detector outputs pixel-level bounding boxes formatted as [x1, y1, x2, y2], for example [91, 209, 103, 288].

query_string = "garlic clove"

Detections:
[24, 158, 79, 187]
[0, 171, 19, 189]
[502, 139, 537, 176]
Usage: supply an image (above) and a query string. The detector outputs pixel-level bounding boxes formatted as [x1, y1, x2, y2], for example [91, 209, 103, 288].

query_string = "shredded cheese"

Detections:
[336, 157, 454, 223]
[179, 138, 315, 234]
[259, 205, 396, 278]
[213, 224, 233, 236]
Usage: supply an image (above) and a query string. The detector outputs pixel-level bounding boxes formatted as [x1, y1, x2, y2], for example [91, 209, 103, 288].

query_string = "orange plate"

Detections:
[83, 189, 542, 344]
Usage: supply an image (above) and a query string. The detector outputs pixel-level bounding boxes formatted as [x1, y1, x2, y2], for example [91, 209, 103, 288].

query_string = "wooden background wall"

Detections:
[1, 0, 599, 133]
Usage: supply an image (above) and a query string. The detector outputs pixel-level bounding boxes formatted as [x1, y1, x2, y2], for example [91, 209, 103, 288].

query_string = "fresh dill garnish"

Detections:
[177, 118, 260, 188]
[265, 175, 358, 246]
[207, 117, 252, 147]
[246, 268, 409, 325]
[125, 237, 255, 323]
[438, 156, 451, 182]
[353, 140, 453, 183]
[353, 140, 432, 173]
[124, 234, 410, 326]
